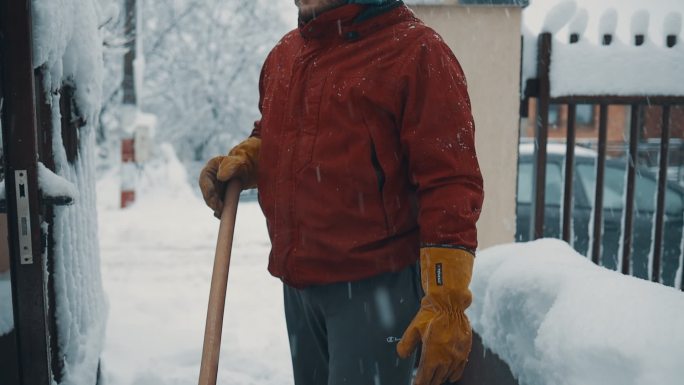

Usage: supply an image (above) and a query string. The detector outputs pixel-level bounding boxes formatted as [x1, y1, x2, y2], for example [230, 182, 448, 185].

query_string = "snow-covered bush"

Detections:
[98, 0, 294, 176]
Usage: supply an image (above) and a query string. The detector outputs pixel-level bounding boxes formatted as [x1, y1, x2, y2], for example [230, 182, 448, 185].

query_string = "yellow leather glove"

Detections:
[397, 247, 474, 385]
[198, 137, 261, 216]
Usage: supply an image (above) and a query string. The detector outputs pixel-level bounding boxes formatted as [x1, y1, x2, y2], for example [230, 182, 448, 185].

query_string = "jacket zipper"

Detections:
[285, 44, 320, 282]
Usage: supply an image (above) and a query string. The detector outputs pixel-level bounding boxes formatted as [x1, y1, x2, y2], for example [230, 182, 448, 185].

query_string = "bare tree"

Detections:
[97, 0, 291, 173]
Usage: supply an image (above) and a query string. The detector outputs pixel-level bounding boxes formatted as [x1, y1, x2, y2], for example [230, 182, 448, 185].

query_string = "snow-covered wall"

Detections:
[32, 0, 108, 384]
[469, 239, 684, 385]
[523, 0, 684, 97]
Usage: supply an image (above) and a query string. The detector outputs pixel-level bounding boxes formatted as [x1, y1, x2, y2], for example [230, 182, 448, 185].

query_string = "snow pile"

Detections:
[134, 143, 194, 202]
[469, 239, 684, 385]
[97, 142, 195, 211]
[37, 162, 79, 200]
[0, 272, 12, 336]
[523, 0, 684, 96]
[32, 0, 108, 384]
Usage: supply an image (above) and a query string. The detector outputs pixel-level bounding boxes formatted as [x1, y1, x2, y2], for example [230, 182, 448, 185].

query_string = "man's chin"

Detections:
[298, 6, 318, 20]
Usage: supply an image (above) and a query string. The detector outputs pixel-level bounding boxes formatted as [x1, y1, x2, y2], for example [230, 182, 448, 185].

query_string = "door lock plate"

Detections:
[15, 170, 33, 264]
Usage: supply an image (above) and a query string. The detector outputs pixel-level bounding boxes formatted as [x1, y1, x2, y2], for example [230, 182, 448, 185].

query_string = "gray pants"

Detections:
[284, 263, 422, 385]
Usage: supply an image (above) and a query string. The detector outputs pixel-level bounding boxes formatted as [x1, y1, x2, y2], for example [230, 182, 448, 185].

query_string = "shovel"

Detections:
[198, 180, 242, 385]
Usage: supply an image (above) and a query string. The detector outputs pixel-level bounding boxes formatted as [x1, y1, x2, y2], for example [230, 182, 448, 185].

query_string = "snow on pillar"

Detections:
[568, 8, 588, 43]
[630, 10, 649, 46]
[598, 8, 618, 45]
[664, 12, 681, 48]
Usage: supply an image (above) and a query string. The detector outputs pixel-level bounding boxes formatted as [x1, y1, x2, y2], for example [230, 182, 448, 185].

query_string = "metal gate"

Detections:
[520, 32, 684, 290]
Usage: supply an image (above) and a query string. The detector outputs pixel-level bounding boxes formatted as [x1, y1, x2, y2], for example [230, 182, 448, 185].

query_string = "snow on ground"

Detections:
[99, 146, 684, 385]
[469, 239, 684, 385]
[98, 150, 292, 385]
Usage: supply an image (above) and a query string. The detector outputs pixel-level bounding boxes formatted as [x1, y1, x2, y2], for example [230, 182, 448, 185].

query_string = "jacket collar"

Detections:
[298, 1, 410, 42]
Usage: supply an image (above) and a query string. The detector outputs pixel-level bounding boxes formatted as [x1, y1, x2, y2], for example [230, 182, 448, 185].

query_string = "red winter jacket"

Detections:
[252, 3, 483, 288]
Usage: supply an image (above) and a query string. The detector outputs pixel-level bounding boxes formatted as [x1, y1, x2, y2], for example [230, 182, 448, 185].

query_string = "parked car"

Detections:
[516, 143, 684, 287]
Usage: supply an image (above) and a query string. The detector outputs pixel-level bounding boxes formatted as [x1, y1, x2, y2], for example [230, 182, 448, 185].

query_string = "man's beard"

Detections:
[296, 0, 347, 22]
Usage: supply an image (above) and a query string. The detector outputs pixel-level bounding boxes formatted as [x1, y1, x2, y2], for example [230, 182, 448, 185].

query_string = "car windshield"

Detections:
[575, 163, 683, 213]
[517, 159, 684, 214]
[517, 162, 563, 206]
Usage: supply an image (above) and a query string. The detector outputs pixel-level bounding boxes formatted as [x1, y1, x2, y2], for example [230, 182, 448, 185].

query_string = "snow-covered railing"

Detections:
[522, 0, 684, 97]
[519, 1, 684, 290]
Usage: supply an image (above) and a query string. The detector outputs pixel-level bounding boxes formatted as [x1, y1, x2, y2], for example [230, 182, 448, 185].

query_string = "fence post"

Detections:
[533, 33, 552, 240]
[652, 106, 671, 283]
[621, 104, 640, 275]
[562, 104, 577, 243]
[591, 104, 609, 264]
[121, 0, 138, 208]
[121, 137, 136, 208]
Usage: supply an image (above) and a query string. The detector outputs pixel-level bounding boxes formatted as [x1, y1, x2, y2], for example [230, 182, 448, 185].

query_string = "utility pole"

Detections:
[121, 0, 138, 208]
[123, 0, 137, 106]
[121, 0, 155, 207]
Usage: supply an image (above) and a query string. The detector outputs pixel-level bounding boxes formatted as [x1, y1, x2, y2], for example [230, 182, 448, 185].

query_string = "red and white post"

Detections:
[121, 136, 136, 208]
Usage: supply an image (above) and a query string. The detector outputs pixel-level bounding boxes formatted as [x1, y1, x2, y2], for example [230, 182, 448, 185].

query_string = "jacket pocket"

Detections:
[294, 74, 328, 173]
[370, 137, 392, 235]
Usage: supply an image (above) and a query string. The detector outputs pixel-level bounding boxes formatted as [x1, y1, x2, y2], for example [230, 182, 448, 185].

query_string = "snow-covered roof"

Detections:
[522, 0, 684, 97]
[405, 0, 527, 6]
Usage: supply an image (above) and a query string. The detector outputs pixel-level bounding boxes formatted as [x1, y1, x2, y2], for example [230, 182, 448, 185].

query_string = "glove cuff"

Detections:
[419, 247, 474, 311]
[225, 137, 261, 188]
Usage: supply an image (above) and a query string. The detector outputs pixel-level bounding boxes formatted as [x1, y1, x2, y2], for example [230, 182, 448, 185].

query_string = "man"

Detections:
[199, 1, 484, 384]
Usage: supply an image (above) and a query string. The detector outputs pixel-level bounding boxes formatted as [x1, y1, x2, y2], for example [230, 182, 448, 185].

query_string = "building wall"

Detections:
[524, 102, 684, 142]
[522, 100, 684, 188]
[643, 106, 684, 139]
[410, 5, 523, 249]
[524, 101, 630, 150]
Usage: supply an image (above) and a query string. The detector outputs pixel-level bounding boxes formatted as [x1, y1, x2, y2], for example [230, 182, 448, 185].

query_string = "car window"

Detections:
[633, 171, 683, 213]
[577, 163, 683, 213]
[577, 164, 624, 210]
[517, 162, 563, 206]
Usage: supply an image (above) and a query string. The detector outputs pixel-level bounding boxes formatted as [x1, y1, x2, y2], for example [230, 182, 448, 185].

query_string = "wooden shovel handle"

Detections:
[198, 180, 242, 385]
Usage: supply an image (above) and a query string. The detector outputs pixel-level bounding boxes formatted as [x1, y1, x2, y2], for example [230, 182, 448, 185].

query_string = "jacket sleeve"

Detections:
[250, 51, 272, 139]
[398, 35, 484, 253]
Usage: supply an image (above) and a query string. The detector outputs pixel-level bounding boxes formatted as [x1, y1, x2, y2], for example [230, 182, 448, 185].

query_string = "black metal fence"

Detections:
[521, 33, 684, 290]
